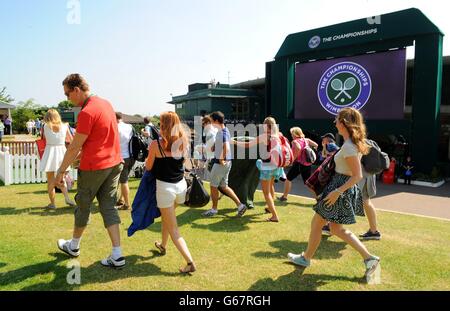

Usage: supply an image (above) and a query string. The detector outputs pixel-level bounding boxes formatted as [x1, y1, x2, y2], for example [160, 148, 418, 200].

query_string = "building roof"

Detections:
[0, 101, 16, 109]
[121, 113, 145, 124]
[275, 8, 443, 60]
[168, 85, 260, 104]
[231, 78, 265, 89]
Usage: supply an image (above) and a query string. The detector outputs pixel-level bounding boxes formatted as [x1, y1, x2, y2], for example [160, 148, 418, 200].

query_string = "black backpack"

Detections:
[184, 172, 210, 208]
[361, 139, 390, 175]
[129, 129, 149, 162]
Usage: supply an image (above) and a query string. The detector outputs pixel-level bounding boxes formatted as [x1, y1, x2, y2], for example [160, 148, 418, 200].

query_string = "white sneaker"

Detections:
[101, 255, 126, 268]
[202, 209, 218, 217]
[287, 252, 311, 267]
[57, 239, 80, 257]
[364, 255, 380, 277]
[237, 204, 247, 217]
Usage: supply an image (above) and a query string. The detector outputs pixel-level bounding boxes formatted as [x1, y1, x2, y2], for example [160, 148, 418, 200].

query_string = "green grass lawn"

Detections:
[0, 179, 449, 291]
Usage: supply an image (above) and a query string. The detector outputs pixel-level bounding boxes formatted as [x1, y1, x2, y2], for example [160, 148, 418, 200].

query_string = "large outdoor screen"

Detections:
[294, 49, 407, 120]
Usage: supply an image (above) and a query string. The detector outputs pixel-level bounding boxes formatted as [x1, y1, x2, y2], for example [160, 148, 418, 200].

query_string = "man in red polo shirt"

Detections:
[55, 74, 125, 268]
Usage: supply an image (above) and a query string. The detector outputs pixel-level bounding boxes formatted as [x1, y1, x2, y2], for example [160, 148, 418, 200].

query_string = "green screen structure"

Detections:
[267, 8, 443, 174]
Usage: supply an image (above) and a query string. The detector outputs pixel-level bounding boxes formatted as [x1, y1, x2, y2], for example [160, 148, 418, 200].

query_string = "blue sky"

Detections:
[1, 0, 448, 116]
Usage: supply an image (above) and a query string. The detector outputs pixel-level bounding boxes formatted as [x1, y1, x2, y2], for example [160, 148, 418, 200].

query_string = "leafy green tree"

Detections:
[57, 100, 74, 110]
[0, 87, 14, 103]
[150, 114, 160, 127]
[11, 99, 41, 133]
[35, 106, 52, 119]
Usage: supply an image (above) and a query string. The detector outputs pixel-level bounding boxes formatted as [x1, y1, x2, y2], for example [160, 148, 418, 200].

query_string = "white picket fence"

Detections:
[0, 150, 77, 186]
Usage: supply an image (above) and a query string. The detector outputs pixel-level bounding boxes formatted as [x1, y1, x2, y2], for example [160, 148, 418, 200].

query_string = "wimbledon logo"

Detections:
[308, 36, 321, 49]
[317, 61, 372, 115]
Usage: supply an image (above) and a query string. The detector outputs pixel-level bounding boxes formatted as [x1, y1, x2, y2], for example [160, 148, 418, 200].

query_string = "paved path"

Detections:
[271, 177, 450, 220]
[195, 165, 450, 220]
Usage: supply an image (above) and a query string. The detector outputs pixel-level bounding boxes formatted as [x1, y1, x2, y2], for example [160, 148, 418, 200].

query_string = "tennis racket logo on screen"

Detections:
[317, 62, 372, 115]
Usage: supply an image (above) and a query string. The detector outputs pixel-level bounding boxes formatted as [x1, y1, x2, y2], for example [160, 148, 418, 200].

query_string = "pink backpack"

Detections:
[295, 138, 315, 166]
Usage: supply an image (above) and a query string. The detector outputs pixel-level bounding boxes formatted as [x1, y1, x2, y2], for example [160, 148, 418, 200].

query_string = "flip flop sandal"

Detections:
[179, 262, 196, 274]
[266, 218, 279, 223]
[117, 205, 130, 211]
[155, 242, 166, 255]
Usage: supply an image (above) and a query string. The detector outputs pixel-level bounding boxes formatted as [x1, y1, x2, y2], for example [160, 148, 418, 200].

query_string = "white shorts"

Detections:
[156, 179, 187, 208]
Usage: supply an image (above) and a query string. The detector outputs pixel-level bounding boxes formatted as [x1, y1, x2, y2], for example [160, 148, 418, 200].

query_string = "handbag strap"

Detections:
[328, 149, 340, 168]
[156, 138, 166, 158]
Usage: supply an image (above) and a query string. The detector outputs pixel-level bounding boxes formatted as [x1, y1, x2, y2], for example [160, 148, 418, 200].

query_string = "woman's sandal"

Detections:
[117, 204, 130, 211]
[179, 262, 196, 274]
[155, 241, 166, 255]
[266, 218, 279, 223]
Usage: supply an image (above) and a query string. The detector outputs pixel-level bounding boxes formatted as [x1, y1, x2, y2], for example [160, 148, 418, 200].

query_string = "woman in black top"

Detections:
[145, 111, 196, 273]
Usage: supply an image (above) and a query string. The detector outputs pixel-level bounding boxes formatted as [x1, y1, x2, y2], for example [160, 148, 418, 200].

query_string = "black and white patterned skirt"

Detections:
[313, 173, 365, 224]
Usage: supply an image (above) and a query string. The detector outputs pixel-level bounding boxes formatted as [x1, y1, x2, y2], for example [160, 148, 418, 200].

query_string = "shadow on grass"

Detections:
[0, 252, 178, 291]
[141, 207, 257, 234]
[0, 262, 6, 269]
[250, 239, 365, 290]
[16, 189, 77, 195]
[252, 200, 316, 209]
[15, 188, 77, 195]
[252, 239, 347, 260]
[248, 268, 364, 291]
[16, 190, 54, 195]
[187, 207, 262, 232]
[0, 205, 101, 217]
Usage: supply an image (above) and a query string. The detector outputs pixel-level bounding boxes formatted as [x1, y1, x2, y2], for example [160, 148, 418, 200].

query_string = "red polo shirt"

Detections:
[76, 96, 122, 171]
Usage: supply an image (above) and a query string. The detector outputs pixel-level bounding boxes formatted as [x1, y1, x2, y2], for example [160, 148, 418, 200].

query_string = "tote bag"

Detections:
[36, 137, 46, 159]
[305, 151, 338, 197]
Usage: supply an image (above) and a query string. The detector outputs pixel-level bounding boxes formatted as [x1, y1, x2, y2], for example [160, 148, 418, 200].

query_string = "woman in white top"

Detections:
[287, 108, 380, 279]
[26, 119, 34, 135]
[40, 109, 76, 209]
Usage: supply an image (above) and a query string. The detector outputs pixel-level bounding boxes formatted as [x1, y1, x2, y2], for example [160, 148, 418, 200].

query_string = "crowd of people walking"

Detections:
[46, 73, 387, 280]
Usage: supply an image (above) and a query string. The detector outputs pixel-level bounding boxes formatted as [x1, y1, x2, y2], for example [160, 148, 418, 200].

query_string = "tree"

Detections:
[150, 114, 160, 127]
[11, 99, 41, 133]
[0, 87, 14, 103]
[57, 100, 74, 110]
